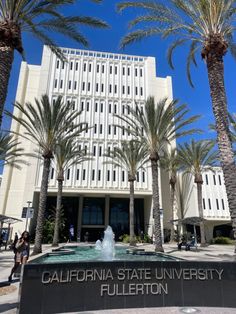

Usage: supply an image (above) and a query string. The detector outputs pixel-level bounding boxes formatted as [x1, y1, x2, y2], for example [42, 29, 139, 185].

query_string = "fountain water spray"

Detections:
[95, 226, 115, 260]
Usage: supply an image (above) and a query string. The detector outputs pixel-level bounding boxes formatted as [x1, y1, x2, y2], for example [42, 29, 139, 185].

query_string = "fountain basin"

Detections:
[18, 245, 236, 313]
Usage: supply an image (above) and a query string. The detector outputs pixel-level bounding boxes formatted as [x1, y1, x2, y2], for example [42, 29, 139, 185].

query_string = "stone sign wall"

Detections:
[19, 261, 236, 314]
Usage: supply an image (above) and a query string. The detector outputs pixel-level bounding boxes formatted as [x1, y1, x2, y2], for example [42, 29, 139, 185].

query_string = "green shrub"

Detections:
[119, 233, 153, 244]
[211, 237, 234, 245]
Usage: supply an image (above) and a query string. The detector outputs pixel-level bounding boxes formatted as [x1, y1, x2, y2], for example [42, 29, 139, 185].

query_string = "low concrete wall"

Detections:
[19, 260, 236, 313]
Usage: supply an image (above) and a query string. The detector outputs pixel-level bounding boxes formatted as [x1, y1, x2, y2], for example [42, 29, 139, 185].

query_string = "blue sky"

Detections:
[4, 0, 236, 140]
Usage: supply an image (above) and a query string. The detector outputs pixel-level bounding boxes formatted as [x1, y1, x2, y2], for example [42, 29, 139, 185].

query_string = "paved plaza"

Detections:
[0, 243, 236, 314]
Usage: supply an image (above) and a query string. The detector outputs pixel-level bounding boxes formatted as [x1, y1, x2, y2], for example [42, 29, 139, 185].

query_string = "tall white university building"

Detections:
[0, 46, 173, 241]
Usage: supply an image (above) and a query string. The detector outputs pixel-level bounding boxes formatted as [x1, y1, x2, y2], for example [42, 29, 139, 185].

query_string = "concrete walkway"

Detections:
[0, 243, 236, 314]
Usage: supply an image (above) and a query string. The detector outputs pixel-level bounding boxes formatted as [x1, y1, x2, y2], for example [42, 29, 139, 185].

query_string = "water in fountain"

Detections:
[101, 225, 115, 260]
[95, 240, 102, 250]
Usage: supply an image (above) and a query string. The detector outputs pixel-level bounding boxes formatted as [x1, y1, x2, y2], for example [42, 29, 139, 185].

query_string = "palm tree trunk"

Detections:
[206, 55, 236, 251]
[52, 179, 63, 247]
[196, 182, 206, 246]
[32, 157, 51, 255]
[170, 182, 176, 242]
[0, 44, 14, 127]
[150, 158, 164, 252]
[129, 180, 136, 246]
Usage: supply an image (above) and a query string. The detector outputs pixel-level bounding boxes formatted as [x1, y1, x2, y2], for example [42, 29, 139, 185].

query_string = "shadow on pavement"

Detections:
[0, 302, 18, 312]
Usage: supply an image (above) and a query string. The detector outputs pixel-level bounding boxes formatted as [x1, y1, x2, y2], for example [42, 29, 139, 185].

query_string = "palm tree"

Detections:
[117, 0, 236, 250]
[0, 132, 26, 168]
[0, 0, 108, 127]
[116, 96, 200, 251]
[160, 148, 180, 242]
[104, 140, 148, 246]
[177, 139, 218, 245]
[52, 138, 89, 247]
[6, 94, 87, 254]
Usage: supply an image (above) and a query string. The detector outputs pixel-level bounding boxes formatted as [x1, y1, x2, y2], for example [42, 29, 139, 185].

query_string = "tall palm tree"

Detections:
[0, 131, 26, 168]
[160, 148, 180, 242]
[116, 97, 200, 251]
[52, 138, 89, 247]
[104, 140, 148, 246]
[6, 94, 87, 254]
[117, 0, 236, 250]
[177, 139, 218, 245]
[0, 0, 108, 127]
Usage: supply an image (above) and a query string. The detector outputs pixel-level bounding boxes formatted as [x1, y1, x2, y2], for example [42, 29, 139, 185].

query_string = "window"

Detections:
[99, 146, 102, 156]
[122, 171, 125, 182]
[83, 169, 86, 180]
[75, 62, 78, 71]
[135, 87, 138, 95]
[82, 197, 105, 225]
[135, 68, 138, 76]
[70, 62, 73, 70]
[114, 85, 117, 93]
[203, 198, 206, 209]
[62, 62, 65, 69]
[84, 145, 87, 155]
[95, 102, 98, 112]
[82, 82, 85, 91]
[54, 79, 58, 88]
[205, 174, 208, 185]
[110, 66, 112, 74]
[60, 80, 63, 89]
[107, 170, 110, 181]
[56, 60, 59, 69]
[216, 199, 219, 210]
[140, 87, 143, 96]
[128, 126, 130, 136]
[101, 84, 104, 92]
[97, 64, 99, 72]
[89, 63, 92, 72]
[83, 63, 86, 71]
[140, 68, 143, 77]
[76, 169, 80, 180]
[222, 199, 225, 210]
[109, 85, 112, 93]
[85, 125, 88, 133]
[127, 67, 130, 76]
[109, 103, 111, 113]
[81, 101, 84, 111]
[218, 175, 222, 185]
[94, 124, 97, 134]
[212, 175, 216, 185]
[137, 172, 139, 182]
[114, 104, 117, 114]
[92, 169, 95, 181]
[122, 105, 125, 114]
[102, 65, 105, 73]
[115, 66, 118, 75]
[72, 101, 75, 110]
[122, 126, 125, 136]
[113, 170, 116, 181]
[142, 172, 145, 182]
[100, 124, 103, 134]
[127, 106, 130, 114]
[100, 103, 103, 113]
[208, 198, 211, 209]
[122, 86, 125, 94]
[108, 125, 111, 135]
[127, 86, 130, 95]
[98, 170, 101, 181]
[88, 82, 91, 92]
[51, 168, 54, 180]
[122, 67, 125, 75]
[114, 126, 117, 135]
[68, 80, 71, 89]
[96, 83, 99, 92]
[86, 102, 89, 111]
[93, 146, 96, 156]
[67, 169, 70, 180]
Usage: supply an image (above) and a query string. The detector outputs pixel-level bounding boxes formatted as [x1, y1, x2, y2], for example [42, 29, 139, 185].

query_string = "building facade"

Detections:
[176, 167, 232, 241]
[0, 46, 173, 241]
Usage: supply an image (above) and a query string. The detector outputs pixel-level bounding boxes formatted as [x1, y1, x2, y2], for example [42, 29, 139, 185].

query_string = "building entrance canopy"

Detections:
[0, 214, 22, 225]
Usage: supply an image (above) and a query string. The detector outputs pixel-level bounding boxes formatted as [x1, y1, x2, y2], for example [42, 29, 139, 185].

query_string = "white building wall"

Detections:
[0, 46, 173, 236]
